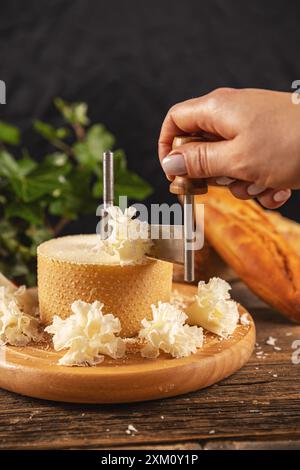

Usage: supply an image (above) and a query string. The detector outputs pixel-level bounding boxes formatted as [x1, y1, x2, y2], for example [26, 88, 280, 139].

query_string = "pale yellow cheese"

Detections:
[38, 235, 173, 337]
[139, 301, 203, 358]
[38, 205, 173, 338]
[45, 300, 126, 366]
[0, 285, 41, 346]
[95, 206, 152, 265]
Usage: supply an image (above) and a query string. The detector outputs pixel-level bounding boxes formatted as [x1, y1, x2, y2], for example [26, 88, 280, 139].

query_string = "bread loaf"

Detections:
[266, 211, 300, 254]
[38, 235, 173, 337]
[196, 187, 300, 322]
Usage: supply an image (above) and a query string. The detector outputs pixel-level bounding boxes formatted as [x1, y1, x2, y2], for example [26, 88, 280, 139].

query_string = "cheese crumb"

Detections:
[139, 302, 203, 359]
[128, 424, 138, 433]
[94, 206, 152, 265]
[185, 278, 239, 338]
[0, 285, 41, 346]
[45, 300, 126, 366]
[266, 336, 277, 346]
[240, 313, 251, 326]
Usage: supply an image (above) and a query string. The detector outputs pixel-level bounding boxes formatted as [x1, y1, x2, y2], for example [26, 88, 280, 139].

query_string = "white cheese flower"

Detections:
[45, 300, 126, 366]
[186, 277, 239, 338]
[94, 206, 152, 265]
[139, 302, 203, 359]
[0, 286, 41, 346]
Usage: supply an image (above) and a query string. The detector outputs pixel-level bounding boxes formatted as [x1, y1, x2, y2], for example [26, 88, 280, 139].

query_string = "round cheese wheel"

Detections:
[37, 235, 173, 337]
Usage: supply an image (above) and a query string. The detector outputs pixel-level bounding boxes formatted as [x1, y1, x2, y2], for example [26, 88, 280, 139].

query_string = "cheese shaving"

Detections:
[266, 336, 277, 346]
[45, 300, 126, 366]
[94, 206, 152, 265]
[240, 313, 251, 326]
[139, 301, 203, 359]
[185, 277, 239, 338]
[0, 285, 41, 346]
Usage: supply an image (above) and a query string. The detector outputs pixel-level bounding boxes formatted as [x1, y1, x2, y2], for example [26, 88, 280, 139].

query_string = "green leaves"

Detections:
[49, 168, 95, 219]
[16, 163, 70, 203]
[75, 129, 153, 201]
[113, 149, 152, 200]
[0, 97, 153, 285]
[45, 152, 68, 167]
[115, 170, 153, 200]
[0, 121, 20, 145]
[0, 219, 18, 252]
[5, 202, 44, 225]
[0, 150, 71, 203]
[73, 124, 115, 170]
[34, 120, 69, 142]
[18, 151, 38, 175]
[0, 150, 39, 184]
[0, 150, 21, 178]
[26, 225, 51, 248]
[54, 97, 90, 126]
[0, 219, 34, 284]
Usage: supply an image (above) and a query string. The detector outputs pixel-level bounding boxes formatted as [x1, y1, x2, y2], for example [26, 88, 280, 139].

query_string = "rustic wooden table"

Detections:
[0, 282, 300, 450]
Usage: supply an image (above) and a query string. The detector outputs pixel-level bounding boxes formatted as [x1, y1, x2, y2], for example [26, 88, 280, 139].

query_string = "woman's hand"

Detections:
[158, 88, 300, 208]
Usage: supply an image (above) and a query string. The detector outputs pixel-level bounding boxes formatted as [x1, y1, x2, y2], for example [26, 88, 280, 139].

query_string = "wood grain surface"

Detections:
[0, 281, 299, 449]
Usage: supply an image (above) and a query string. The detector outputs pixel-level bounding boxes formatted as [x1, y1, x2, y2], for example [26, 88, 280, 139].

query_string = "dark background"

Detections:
[1, 0, 300, 230]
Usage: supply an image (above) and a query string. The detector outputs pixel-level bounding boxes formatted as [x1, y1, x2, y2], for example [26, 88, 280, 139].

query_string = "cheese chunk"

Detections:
[38, 205, 172, 338]
[185, 277, 239, 337]
[139, 301, 203, 359]
[95, 206, 153, 265]
[45, 300, 126, 366]
[38, 236, 172, 337]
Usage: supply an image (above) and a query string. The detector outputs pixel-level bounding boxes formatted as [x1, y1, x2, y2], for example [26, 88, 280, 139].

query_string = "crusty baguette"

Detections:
[266, 211, 300, 254]
[196, 187, 300, 322]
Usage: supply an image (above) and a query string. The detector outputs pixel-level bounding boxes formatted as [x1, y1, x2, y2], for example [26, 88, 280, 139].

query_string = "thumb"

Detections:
[161, 140, 236, 179]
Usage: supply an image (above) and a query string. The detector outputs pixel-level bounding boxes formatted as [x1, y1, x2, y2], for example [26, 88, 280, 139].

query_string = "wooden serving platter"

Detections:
[0, 283, 255, 404]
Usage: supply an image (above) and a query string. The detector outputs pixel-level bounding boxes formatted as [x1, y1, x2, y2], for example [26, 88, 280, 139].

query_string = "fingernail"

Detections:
[216, 177, 235, 186]
[247, 184, 266, 196]
[162, 154, 187, 176]
[273, 189, 291, 202]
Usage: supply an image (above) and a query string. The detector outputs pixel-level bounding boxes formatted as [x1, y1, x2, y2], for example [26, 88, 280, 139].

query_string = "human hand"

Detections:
[158, 88, 300, 208]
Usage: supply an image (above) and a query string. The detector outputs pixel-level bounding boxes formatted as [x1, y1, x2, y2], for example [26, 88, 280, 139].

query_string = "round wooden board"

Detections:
[0, 282, 255, 404]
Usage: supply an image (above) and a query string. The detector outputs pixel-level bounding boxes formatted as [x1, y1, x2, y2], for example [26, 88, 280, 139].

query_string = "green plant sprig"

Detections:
[0, 98, 153, 285]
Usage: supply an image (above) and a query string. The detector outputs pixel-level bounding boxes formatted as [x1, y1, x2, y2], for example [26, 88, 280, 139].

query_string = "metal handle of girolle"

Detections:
[169, 135, 208, 283]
